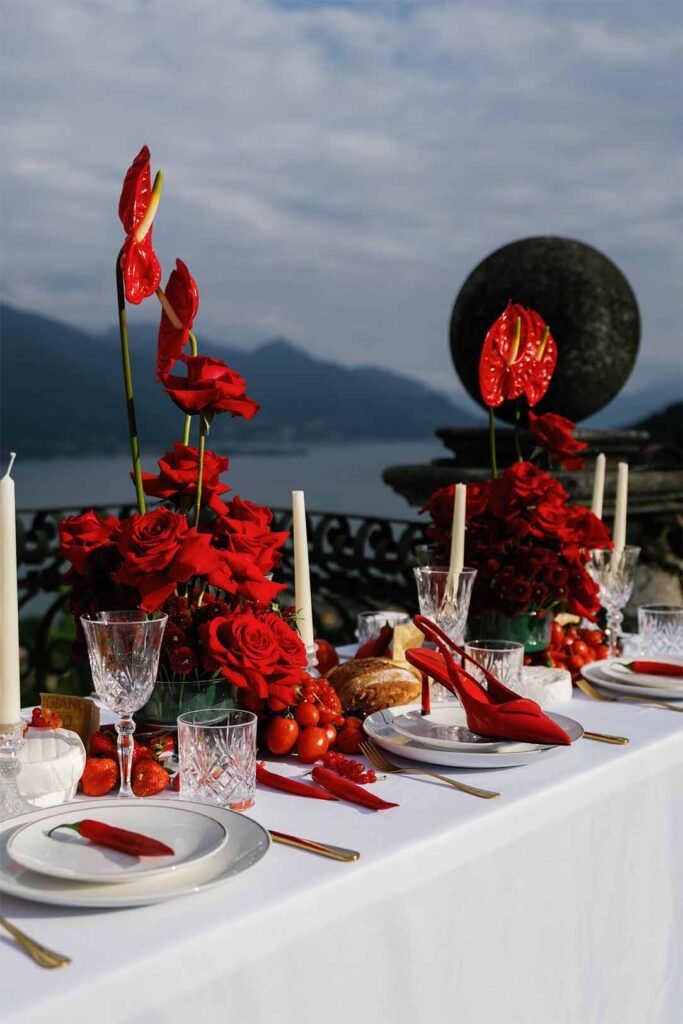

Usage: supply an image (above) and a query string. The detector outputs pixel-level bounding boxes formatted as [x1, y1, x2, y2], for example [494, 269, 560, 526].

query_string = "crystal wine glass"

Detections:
[81, 611, 167, 797]
[587, 547, 640, 658]
[413, 567, 477, 701]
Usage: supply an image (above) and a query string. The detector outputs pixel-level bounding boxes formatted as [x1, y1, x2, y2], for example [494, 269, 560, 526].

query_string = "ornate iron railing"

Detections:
[17, 505, 427, 705]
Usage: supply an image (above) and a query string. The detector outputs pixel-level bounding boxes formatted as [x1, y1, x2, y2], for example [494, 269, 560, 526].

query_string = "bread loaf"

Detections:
[328, 658, 421, 716]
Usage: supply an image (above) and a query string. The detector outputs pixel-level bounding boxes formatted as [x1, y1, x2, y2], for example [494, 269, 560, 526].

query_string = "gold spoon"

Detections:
[269, 830, 359, 862]
[0, 916, 71, 969]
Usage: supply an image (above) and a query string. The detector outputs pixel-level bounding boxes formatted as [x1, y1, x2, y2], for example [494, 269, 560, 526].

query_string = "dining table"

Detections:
[1, 691, 682, 1024]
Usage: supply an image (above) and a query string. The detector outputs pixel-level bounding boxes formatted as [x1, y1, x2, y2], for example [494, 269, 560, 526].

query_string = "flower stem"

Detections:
[514, 403, 523, 462]
[194, 413, 209, 527]
[488, 407, 498, 479]
[182, 332, 199, 446]
[116, 253, 146, 515]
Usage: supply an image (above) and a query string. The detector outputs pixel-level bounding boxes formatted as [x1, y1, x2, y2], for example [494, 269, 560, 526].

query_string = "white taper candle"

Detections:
[0, 454, 21, 724]
[292, 490, 314, 650]
[448, 483, 467, 579]
[613, 462, 628, 555]
[591, 452, 606, 520]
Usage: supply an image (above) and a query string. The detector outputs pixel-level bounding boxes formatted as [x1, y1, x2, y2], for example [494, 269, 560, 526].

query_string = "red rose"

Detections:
[211, 496, 288, 574]
[566, 568, 601, 620]
[202, 610, 280, 694]
[141, 443, 230, 515]
[263, 613, 307, 669]
[490, 462, 567, 517]
[118, 146, 162, 305]
[221, 551, 286, 605]
[528, 411, 587, 471]
[162, 356, 259, 420]
[114, 508, 222, 610]
[59, 510, 121, 575]
[156, 259, 199, 379]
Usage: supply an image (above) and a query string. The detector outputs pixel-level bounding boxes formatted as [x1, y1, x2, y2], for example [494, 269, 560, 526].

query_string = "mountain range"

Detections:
[0, 305, 478, 457]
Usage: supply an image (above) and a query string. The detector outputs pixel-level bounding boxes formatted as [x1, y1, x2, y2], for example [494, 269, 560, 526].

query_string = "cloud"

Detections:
[1, 0, 681, 401]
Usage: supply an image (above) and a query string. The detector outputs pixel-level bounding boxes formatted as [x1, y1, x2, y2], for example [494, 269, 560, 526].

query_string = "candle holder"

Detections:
[305, 641, 320, 679]
[0, 722, 32, 821]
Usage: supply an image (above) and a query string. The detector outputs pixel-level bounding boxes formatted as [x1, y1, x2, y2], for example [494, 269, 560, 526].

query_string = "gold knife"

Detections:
[269, 830, 360, 862]
[583, 731, 629, 745]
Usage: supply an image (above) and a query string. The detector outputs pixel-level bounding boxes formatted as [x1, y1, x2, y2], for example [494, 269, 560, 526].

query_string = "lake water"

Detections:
[14, 441, 439, 520]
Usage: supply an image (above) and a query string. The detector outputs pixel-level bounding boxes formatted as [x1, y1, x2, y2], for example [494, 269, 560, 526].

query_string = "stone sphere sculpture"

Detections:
[449, 237, 640, 423]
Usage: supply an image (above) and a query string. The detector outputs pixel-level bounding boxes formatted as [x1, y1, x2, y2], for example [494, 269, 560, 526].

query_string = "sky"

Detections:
[1, 0, 682, 412]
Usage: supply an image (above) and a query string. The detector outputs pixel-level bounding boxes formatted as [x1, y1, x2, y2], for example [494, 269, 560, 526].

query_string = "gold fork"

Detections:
[0, 916, 71, 969]
[577, 677, 683, 713]
[360, 740, 500, 799]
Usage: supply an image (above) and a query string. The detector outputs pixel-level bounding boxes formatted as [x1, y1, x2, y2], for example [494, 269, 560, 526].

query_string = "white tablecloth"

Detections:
[2, 694, 682, 1024]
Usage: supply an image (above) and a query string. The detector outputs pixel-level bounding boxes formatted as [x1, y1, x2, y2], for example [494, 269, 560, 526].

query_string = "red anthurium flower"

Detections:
[162, 356, 260, 420]
[524, 310, 557, 407]
[528, 411, 587, 471]
[118, 146, 162, 305]
[478, 302, 557, 408]
[156, 259, 199, 379]
[141, 442, 230, 515]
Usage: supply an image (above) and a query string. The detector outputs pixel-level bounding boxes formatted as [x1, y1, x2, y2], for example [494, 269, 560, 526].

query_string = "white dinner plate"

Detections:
[389, 706, 540, 753]
[582, 660, 683, 700]
[8, 803, 228, 884]
[363, 703, 583, 769]
[0, 800, 269, 908]
[601, 657, 683, 691]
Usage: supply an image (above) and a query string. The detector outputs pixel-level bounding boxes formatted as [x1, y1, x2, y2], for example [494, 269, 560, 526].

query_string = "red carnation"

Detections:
[162, 356, 259, 420]
[141, 443, 230, 515]
[528, 411, 587, 471]
[157, 259, 199, 379]
[59, 510, 122, 575]
[168, 645, 199, 677]
[118, 146, 162, 305]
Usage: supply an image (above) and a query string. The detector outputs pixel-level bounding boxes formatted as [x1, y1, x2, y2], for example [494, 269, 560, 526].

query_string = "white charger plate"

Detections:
[363, 703, 583, 769]
[389, 706, 540, 753]
[583, 660, 683, 700]
[0, 800, 269, 908]
[8, 803, 228, 884]
[601, 657, 683, 691]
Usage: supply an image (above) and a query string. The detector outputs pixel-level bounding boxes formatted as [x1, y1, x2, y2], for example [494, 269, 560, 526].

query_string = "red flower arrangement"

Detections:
[60, 147, 307, 705]
[425, 302, 609, 625]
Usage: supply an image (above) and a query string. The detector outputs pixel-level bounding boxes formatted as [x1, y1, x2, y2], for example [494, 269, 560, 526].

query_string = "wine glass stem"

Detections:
[116, 716, 136, 797]
[606, 607, 623, 659]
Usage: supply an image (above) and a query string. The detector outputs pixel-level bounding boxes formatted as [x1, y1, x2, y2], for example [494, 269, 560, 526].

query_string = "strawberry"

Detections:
[171, 773, 180, 792]
[132, 741, 153, 766]
[132, 759, 169, 797]
[81, 757, 119, 797]
[151, 734, 175, 763]
[88, 731, 117, 758]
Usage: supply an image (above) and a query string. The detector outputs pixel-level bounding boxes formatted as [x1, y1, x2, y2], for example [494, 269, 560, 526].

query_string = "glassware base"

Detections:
[0, 723, 32, 821]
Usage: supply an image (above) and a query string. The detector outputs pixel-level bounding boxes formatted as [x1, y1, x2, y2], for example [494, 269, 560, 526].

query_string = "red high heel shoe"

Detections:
[406, 616, 571, 746]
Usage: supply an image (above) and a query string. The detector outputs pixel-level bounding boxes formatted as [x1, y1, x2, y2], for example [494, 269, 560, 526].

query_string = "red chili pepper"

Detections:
[478, 301, 557, 408]
[47, 819, 174, 857]
[256, 762, 338, 801]
[311, 767, 399, 810]
[118, 145, 162, 305]
[356, 625, 393, 659]
[627, 661, 683, 678]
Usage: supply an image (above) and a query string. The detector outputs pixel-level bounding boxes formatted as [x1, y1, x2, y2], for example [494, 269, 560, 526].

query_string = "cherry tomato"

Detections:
[571, 641, 590, 659]
[315, 639, 339, 675]
[335, 727, 363, 755]
[566, 627, 579, 642]
[594, 645, 609, 660]
[265, 717, 299, 756]
[295, 702, 320, 728]
[580, 629, 604, 647]
[296, 727, 329, 763]
[323, 724, 337, 746]
[568, 654, 587, 673]
[343, 716, 363, 731]
[551, 622, 565, 646]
